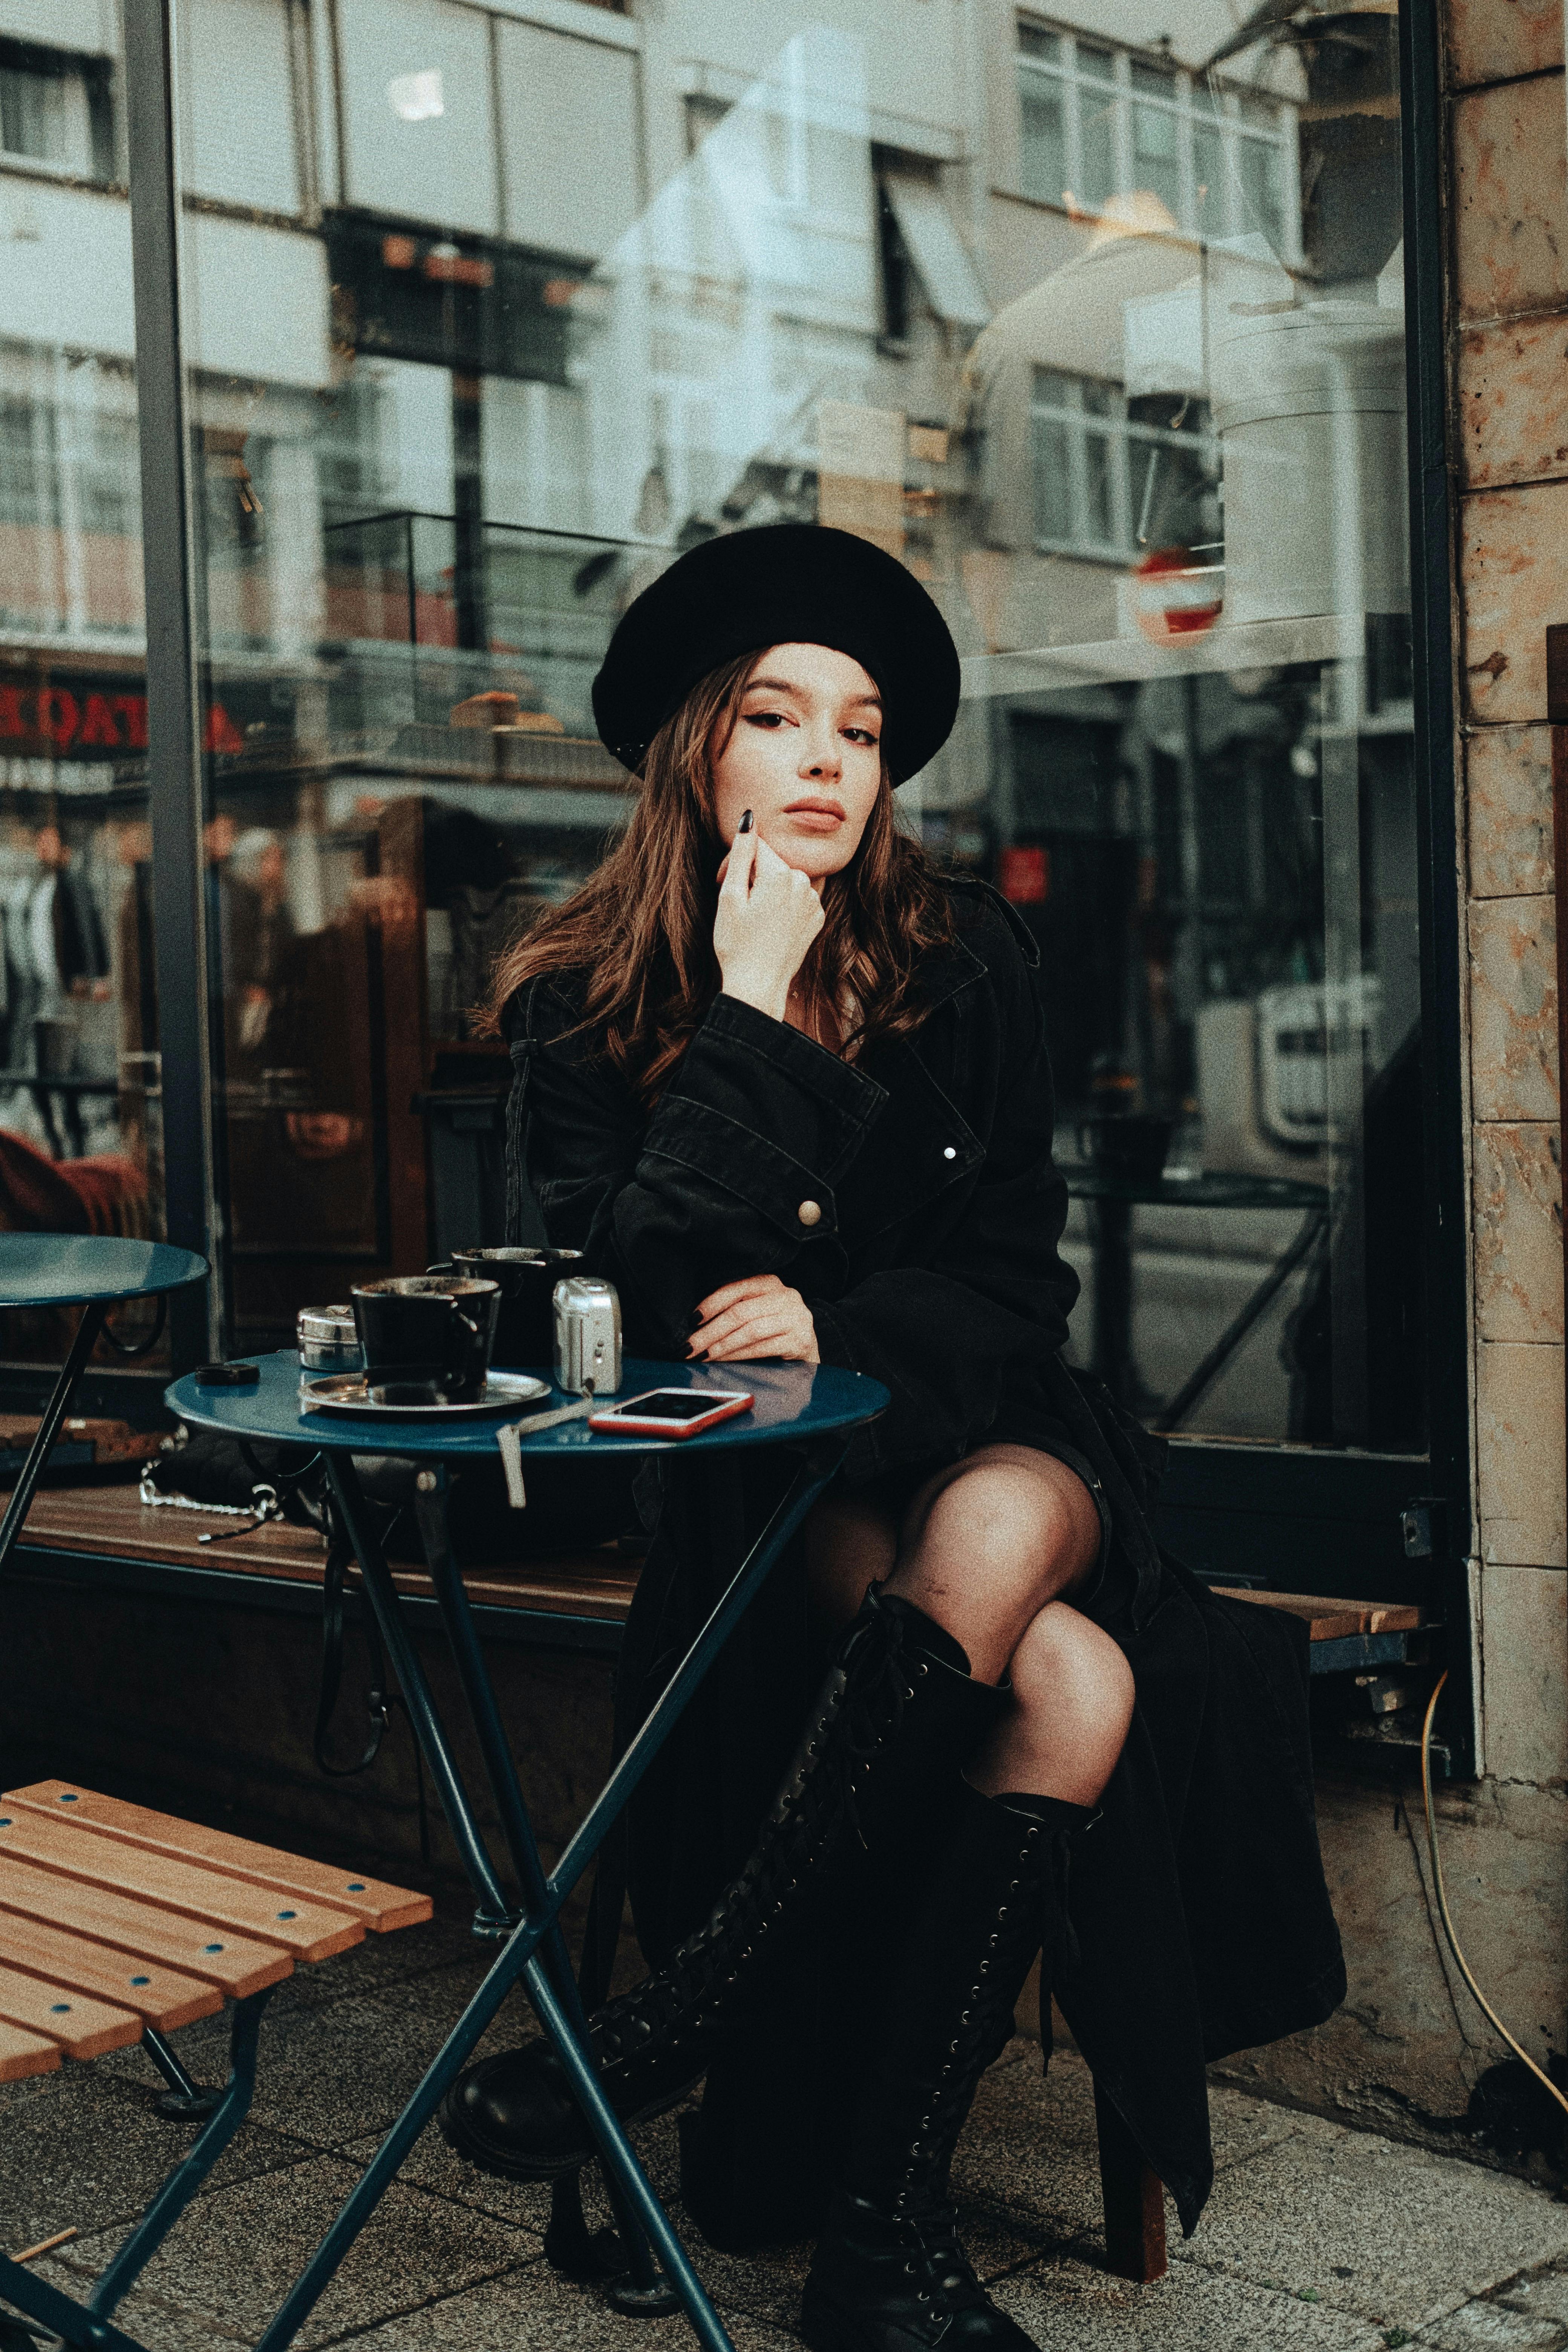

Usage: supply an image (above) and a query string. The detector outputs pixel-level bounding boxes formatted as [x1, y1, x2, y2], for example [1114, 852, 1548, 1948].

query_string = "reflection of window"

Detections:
[0, 399, 57, 530]
[1031, 369, 1216, 560]
[1017, 19, 1295, 254]
[0, 40, 114, 181]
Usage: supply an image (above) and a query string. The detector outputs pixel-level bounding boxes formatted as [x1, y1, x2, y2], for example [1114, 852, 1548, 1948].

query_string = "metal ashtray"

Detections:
[297, 1305, 362, 1375]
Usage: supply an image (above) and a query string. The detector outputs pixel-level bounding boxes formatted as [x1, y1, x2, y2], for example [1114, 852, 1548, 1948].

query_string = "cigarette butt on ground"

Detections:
[12, 2225, 77, 2264]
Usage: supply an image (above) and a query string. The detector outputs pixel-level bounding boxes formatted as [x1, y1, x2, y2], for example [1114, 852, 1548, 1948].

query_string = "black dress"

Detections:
[501, 879, 1345, 2244]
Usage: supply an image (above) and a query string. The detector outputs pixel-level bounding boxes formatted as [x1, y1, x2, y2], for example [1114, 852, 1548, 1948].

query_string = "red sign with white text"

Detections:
[0, 677, 245, 760]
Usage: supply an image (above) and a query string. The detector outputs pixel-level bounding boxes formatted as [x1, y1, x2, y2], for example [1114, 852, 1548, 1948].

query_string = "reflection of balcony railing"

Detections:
[320, 511, 647, 740]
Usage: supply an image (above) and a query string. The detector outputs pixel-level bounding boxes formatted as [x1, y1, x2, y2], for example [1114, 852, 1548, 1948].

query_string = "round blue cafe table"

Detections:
[0, 1234, 207, 1309]
[0, 1235, 208, 1574]
[161, 1342, 887, 2352]
[168, 1346, 882, 1459]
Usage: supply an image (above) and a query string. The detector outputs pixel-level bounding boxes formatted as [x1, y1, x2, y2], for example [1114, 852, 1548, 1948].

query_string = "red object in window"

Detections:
[997, 846, 1049, 905]
[1129, 546, 1223, 643]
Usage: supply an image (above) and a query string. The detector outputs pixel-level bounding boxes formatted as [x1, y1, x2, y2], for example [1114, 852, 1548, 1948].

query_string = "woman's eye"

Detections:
[744, 710, 786, 729]
[844, 727, 879, 746]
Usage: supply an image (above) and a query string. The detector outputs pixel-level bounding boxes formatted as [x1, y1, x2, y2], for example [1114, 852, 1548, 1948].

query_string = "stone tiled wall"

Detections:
[1449, 0, 1568, 1784]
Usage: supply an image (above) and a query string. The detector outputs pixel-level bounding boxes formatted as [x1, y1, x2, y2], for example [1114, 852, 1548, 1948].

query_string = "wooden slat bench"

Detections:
[0, 1780, 430, 2348]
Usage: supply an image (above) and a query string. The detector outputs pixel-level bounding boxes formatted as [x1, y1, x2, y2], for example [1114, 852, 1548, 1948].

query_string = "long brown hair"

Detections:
[479, 649, 956, 1104]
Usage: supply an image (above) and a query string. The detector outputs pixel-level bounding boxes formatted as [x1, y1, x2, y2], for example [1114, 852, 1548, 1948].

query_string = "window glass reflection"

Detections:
[0, 9, 165, 1370]
[165, 0, 1423, 1453]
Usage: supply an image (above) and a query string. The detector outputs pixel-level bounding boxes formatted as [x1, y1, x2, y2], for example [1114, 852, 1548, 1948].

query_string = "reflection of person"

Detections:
[439, 526, 1343, 2350]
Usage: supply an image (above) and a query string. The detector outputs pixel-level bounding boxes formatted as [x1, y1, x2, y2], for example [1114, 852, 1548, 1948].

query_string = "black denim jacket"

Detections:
[503, 880, 1081, 1482]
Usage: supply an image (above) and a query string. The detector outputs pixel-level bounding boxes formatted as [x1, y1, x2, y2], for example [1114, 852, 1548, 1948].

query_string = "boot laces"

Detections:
[594, 1592, 917, 2069]
[895, 2197, 985, 2321]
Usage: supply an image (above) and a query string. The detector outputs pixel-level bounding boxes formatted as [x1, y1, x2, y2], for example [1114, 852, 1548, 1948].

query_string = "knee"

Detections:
[921, 1458, 1084, 1592]
[1009, 1603, 1135, 1754]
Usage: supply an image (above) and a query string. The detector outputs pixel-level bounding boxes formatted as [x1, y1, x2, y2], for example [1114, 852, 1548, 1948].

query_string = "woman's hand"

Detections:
[712, 821, 824, 1024]
[689, 1273, 819, 1365]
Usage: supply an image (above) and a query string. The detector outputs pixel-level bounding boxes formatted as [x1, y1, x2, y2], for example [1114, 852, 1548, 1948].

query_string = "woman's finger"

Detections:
[718, 825, 757, 902]
[691, 1306, 781, 1354]
[701, 1318, 801, 1361]
[695, 1274, 781, 1321]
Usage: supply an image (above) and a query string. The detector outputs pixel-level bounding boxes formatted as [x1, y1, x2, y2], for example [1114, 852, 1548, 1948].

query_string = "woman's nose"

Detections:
[803, 739, 841, 778]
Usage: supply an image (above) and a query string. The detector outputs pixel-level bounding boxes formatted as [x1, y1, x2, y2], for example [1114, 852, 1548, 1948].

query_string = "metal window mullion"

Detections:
[1063, 42, 1083, 206]
[123, 0, 220, 1363]
[1111, 49, 1132, 200]
[1175, 74, 1197, 234]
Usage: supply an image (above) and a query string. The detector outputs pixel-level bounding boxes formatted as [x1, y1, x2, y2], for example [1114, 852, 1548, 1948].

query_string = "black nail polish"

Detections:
[738, 809, 753, 833]
[688, 1308, 705, 1331]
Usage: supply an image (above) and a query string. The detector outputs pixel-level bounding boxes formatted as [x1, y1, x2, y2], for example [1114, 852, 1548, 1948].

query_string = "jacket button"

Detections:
[797, 1200, 823, 1228]
[943, 1146, 957, 1160]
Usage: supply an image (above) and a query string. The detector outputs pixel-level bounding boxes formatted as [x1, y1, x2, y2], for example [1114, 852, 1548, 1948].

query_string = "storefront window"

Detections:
[0, 6, 164, 1368]
[165, 0, 1421, 1455]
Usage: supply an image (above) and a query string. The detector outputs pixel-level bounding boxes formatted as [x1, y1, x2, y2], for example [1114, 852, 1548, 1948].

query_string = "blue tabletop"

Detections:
[166, 1351, 889, 1458]
[0, 1235, 208, 1309]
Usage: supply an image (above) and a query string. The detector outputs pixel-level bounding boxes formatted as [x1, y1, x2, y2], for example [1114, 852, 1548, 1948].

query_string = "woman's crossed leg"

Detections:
[806, 1441, 1134, 1805]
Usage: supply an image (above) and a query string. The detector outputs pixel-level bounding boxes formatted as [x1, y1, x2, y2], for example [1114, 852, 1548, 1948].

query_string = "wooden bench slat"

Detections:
[0, 1963, 142, 2060]
[6, 1784, 431, 1936]
[0, 2018, 61, 2083]
[0, 1913, 222, 2029]
[1211, 1588, 1424, 1642]
[0, 1811, 363, 1963]
[0, 1855, 292, 1997]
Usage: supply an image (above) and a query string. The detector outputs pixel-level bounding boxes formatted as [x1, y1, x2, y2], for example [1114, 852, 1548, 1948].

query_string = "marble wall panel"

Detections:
[1476, 1337, 1567, 1565]
[1459, 315, 1568, 490]
[1447, 0, 1564, 88]
[1466, 723, 1555, 896]
[1461, 480, 1568, 721]
[1473, 1120, 1563, 1340]
[1481, 1562, 1568, 1782]
[1453, 73, 1568, 326]
[1468, 890, 1559, 1118]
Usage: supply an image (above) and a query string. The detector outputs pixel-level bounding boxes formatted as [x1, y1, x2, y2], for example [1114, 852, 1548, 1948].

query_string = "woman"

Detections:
[441, 525, 1344, 2352]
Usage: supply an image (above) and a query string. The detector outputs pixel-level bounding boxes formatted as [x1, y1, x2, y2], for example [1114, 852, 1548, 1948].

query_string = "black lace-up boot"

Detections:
[439, 1585, 1007, 2182]
[800, 1780, 1095, 2352]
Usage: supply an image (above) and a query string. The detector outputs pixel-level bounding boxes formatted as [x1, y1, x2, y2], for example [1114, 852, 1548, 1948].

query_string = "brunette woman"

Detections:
[440, 525, 1344, 2352]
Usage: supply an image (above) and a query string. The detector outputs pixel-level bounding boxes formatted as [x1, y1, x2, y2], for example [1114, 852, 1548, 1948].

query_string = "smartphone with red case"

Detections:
[587, 1386, 754, 1439]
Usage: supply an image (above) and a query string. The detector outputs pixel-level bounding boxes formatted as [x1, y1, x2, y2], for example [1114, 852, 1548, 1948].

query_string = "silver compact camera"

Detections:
[553, 1275, 622, 1396]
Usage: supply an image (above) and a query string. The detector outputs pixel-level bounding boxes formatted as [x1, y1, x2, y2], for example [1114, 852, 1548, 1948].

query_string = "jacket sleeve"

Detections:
[508, 978, 890, 1358]
[809, 948, 1079, 1473]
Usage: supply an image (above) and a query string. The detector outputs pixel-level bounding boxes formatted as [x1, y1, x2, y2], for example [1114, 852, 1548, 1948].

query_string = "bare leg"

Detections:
[806, 1443, 1133, 1806]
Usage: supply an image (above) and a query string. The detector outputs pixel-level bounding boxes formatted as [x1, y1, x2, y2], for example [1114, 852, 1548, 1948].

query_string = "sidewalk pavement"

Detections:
[7, 1913, 1568, 2351]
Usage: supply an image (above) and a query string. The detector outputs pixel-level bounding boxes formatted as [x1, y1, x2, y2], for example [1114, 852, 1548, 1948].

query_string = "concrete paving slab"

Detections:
[32, 2148, 541, 2351]
[0, 2064, 308, 2247]
[1502, 2267, 1568, 2324]
[1421, 2300, 1568, 2347]
[1183, 2120, 1568, 2333]
[350, 2261, 802, 2352]
[994, 2252, 1389, 2349]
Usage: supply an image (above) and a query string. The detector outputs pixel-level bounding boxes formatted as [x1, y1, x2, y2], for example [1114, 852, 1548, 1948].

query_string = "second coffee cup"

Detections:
[350, 1274, 500, 1404]
[447, 1246, 583, 1367]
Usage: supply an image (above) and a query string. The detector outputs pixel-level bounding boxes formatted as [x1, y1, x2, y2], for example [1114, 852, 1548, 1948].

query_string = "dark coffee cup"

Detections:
[1077, 1113, 1175, 1185]
[350, 1275, 500, 1403]
[445, 1246, 584, 1368]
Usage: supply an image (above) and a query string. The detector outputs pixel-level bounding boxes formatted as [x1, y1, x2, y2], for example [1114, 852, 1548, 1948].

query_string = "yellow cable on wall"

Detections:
[1420, 1671, 1568, 2124]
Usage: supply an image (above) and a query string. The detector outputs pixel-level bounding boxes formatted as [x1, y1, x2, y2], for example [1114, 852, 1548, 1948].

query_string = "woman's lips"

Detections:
[782, 800, 845, 833]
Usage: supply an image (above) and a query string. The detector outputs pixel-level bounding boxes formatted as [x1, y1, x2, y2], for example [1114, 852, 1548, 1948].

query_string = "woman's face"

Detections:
[710, 642, 884, 885]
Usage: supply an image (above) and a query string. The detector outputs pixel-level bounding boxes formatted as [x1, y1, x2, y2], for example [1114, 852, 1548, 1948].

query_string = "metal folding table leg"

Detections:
[411, 1468, 674, 2309]
[322, 1453, 514, 1925]
[0, 1300, 104, 1574]
[251, 1441, 846, 2352]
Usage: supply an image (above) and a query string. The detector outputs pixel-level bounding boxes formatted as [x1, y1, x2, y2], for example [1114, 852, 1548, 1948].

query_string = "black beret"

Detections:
[592, 523, 961, 787]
